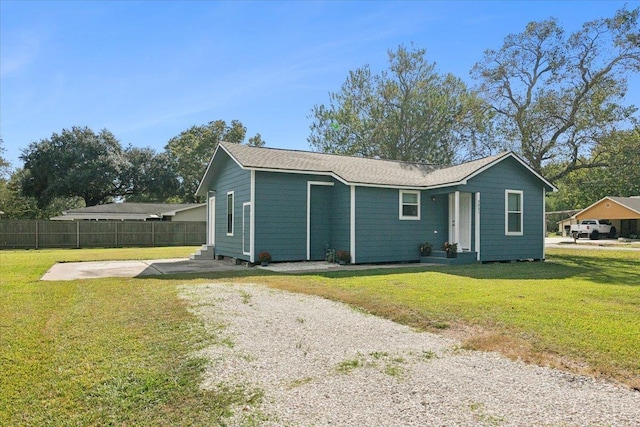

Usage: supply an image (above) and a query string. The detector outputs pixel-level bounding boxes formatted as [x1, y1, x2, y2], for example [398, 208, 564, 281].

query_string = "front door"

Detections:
[459, 192, 472, 251]
[208, 196, 215, 246]
[449, 192, 472, 251]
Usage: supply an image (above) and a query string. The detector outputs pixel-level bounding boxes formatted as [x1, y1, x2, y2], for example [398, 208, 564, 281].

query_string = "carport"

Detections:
[574, 196, 640, 238]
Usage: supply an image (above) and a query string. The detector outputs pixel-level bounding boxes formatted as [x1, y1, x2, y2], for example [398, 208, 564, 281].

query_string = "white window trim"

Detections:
[505, 189, 523, 236]
[399, 190, 421, 220]
[226, 191, 234, 236]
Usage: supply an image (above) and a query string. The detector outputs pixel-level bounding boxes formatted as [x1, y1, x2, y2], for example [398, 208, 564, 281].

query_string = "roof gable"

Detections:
[575, 196, 640, 220]
[196, 142, 556, 195]
[608, 197, 640, 214]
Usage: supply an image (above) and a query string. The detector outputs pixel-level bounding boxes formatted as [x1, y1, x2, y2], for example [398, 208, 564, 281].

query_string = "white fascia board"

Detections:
[247, 166, 346, 184]
[195, 143, 226, 196]
[245, 166, 473, 191]
[464, 152, 557, 192]
[170, 203, 206, 215]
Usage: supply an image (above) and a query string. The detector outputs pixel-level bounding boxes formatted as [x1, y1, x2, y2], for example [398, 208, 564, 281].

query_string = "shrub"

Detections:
[336, 250, 351, 263]
[257, 252, 272, 263]
[419, 242, 432, 256]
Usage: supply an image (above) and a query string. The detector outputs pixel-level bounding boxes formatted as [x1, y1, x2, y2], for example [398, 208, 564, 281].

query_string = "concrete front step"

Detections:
[190, 245, 216, 260]
[420, 250, 477, 265]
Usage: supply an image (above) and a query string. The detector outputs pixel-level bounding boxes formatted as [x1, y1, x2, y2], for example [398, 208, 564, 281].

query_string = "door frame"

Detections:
[449, 191, 472, 252]
[207, 196, 215, 246]
[459, 192, 472, 251]
[307, 181, 334, 260]
[242, 202, 251, 256]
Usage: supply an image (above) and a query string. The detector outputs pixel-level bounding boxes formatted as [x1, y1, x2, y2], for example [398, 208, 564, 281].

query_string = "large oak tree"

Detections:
[472, 7, 640, 181]
[20, 126, 174, 207]
[21, 127, 127, 207]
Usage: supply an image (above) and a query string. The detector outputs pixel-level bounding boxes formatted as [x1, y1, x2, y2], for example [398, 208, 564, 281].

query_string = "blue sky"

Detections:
[1, 1, 637, 169]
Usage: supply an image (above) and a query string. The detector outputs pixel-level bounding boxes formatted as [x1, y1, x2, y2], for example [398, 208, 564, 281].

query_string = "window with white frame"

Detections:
[399, 190, 420, 220]
[226, 191, 234, 235]
[505, 190, 523, 235]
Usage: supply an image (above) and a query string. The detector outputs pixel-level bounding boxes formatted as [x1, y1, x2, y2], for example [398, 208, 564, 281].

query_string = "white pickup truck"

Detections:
[570, 219, 616, 240]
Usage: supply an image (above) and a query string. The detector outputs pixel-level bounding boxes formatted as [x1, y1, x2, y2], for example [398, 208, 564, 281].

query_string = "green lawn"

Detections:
[0, 247, 264, 426]
[1, 247, 638, 425]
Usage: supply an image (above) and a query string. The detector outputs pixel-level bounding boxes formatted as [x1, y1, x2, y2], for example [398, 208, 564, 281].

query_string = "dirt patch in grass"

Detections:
[440, 321, 640, 390]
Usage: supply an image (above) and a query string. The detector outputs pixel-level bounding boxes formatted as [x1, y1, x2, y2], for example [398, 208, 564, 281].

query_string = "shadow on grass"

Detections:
[135, 252, 639, 287]
[546, 253, 640, 286]
[133, 267, 281, 281]
[311, 255, 640, 286]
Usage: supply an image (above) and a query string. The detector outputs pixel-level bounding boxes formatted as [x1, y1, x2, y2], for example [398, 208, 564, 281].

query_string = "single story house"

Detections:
[572, 196, 640, 238]
[51, 203, 206, 222]
[195, 142, 557, 264]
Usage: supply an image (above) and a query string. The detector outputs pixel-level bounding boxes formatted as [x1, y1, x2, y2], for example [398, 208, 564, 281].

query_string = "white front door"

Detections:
[459, 192, 472, 251]
[208, 196, 215, 246]
[449, 192, 472, 251]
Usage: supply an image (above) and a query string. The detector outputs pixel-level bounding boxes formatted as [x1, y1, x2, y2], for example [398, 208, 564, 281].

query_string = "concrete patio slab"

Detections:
[41, 258, 246, 281]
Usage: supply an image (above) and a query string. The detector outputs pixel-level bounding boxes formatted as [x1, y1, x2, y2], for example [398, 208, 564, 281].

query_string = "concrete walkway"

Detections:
[41, 258, 245, 281]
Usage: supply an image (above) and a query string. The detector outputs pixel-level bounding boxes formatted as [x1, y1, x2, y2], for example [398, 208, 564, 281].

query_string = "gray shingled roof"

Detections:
[218, 142, 509, 188]
[64, 203, 201, 215]
[52, 203, 205, 221]
[608, 196, 640, 214]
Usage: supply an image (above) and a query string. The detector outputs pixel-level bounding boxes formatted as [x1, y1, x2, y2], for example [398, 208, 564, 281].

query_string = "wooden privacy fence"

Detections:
[0, 220, 206, 249]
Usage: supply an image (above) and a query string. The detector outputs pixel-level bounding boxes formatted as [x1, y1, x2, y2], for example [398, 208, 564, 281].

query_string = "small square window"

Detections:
[400, 190, 420, 220]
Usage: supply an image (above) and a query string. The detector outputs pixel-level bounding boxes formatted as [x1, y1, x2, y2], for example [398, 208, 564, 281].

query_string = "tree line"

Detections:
[0, 122, 264, 218]
[1, 6, 638, 218]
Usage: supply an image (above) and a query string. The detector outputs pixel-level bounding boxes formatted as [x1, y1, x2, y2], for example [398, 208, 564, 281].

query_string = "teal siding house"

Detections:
[195, 142, 556, 264]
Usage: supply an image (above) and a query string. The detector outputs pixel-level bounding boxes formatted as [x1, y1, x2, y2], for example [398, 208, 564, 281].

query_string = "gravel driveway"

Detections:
[179, 283, 640, 426]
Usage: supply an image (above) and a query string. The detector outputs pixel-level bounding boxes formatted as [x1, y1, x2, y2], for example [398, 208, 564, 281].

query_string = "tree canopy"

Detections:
[21, 127, 126, 207]
[14, 120, 263, 212]
[308, 45, 490, 165]
[119, 147, 179, 202]
[547, 126, 640, 211]
[20, 126, 174, 207]
[0, 168, 83, 219]
[472, 6, 640, 181]
[165, 119, 264, 202]
[0, 137, 10, 180]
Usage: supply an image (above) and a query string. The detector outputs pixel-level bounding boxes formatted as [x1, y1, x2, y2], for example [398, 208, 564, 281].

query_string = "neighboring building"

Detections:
[51, 203, 206, 222]
[572, 196, 640, 238]
[195, 142, 557, 264]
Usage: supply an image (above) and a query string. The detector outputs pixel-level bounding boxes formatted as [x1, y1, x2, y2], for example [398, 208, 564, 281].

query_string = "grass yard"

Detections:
[0, 247, 264, 426]
[1, 246, 639, 425]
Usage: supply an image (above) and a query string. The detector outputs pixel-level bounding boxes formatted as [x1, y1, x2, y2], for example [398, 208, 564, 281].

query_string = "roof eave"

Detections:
[195, 143, 229, 197]
[461, 152, 557, 192]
